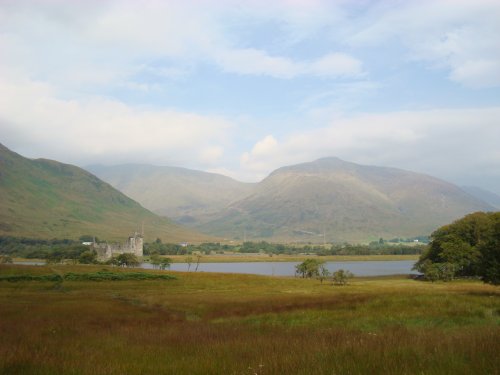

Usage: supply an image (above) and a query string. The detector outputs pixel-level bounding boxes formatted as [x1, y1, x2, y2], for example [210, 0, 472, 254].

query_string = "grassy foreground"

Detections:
[0, 264, 498, 375]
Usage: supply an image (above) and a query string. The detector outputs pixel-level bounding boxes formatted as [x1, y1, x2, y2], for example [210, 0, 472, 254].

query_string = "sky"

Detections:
[1, 0, 500, 194]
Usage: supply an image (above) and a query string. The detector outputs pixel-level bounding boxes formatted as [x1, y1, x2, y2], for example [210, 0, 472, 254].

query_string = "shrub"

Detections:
[332, 269, 354, 286]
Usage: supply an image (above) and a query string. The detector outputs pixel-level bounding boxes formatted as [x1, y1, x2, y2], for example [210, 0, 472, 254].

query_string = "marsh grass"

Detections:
[0, 264, 498, 374]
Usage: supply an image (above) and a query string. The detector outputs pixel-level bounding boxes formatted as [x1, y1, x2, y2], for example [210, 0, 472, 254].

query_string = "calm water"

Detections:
[14, 260, 418, 277]
[141, 260, 418, 277]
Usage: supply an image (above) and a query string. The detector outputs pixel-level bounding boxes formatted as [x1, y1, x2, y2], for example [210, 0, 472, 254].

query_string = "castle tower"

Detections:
[135, 233, 143, 257]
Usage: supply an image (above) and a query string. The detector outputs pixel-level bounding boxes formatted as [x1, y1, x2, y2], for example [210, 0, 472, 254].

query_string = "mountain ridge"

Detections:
[87, 156, 495, 242]
[87, 163, 255, 224]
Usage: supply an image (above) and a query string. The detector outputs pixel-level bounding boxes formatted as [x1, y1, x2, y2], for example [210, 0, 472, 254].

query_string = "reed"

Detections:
[0, 264, 498, 374]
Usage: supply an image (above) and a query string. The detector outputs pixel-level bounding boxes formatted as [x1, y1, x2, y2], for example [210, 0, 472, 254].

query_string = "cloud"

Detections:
[2, 0, 499, 87]
[215, 48, 363, 79]
[308, 53, 363, 78]
[240, 107, 500, 187]
[0, 74, 231, 167]
[0, 0, 499, 194]
[214, 48, 302, 79]
[347, 0, 500, 88]
[199, 146, 224, 166]
[0, 0, 364, 87]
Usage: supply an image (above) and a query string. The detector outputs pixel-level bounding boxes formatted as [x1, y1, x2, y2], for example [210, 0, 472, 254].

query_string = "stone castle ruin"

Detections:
[92, 232, 143, 261]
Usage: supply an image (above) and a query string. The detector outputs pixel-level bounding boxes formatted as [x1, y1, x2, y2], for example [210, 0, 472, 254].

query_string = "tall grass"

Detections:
[0, 264, 498, 374]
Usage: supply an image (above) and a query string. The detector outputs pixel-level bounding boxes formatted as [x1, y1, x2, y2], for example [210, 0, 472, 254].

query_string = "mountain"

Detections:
[86, 164, 254, 224]
[461, 186, 500, 209]
[198, 157, 494, 242]
[0, 143, 209, 242]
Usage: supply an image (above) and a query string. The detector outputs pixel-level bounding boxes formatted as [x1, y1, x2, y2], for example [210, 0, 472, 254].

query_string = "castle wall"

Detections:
[92, 233, 143, 260]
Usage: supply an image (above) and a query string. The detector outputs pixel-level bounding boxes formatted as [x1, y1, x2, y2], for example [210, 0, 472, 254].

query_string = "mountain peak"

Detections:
[270, 156, 350, 176]
[201, 157, 493, 242]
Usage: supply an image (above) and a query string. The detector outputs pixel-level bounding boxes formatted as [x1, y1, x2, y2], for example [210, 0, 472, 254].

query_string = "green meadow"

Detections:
[0, 264, 498, 375]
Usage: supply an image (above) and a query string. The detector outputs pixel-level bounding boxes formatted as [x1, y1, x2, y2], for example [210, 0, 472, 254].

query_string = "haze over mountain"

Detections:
[461, 186, 500, 209]
[202, 158, 494, 242]
[87, 164, 254, 224]
[88, 157, 494, 243]
[0, 143, 209, 243]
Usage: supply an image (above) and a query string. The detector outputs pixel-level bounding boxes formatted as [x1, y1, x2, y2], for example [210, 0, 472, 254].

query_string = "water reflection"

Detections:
[142, 260, 418, 277]
[13, 260, 418, 277]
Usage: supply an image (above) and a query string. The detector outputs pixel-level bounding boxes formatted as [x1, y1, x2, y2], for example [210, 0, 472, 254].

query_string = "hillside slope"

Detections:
[461, 186, 500, 209]
[199, 157, 494, 242]
[87, 164, 254, 224]
[0, 144, 209, 242]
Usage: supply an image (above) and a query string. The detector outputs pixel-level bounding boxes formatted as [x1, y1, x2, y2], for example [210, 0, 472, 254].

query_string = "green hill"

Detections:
[0, 143, 210, 242]
[198, 157, 494, 242]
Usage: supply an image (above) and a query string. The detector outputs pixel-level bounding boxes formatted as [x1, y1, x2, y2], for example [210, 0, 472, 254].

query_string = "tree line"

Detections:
[0, 235, 425, 262]
[144, 239, 425, 256]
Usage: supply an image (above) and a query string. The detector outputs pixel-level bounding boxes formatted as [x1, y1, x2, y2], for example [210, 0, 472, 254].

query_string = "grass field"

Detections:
[0, 264, 498, 374]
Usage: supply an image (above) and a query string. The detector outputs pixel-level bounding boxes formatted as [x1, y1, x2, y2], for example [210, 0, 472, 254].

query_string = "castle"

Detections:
[92, 232, 143, 261]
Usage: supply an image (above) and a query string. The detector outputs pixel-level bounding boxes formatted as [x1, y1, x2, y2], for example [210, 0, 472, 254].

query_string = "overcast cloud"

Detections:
[1, 0, 499, 193]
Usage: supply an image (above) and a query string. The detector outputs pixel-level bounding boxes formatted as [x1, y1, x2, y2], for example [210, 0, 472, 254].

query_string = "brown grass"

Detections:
[0, 264, 498, 374]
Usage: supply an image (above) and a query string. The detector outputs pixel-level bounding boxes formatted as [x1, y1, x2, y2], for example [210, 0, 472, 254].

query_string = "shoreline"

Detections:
[157, 254, 419, 263]
[12, 254, 419, 264]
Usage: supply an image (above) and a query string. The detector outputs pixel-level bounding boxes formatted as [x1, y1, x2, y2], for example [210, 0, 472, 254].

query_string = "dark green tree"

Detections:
[116, 253, 140, 268]
[415, 212, 500, 284]
[78, 250, 97, 264]
[477, 214, 500, 284]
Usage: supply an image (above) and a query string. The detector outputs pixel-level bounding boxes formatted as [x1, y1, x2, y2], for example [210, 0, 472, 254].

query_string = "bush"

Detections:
[332, 269, 353, 286]
[0, 272, 176, 282]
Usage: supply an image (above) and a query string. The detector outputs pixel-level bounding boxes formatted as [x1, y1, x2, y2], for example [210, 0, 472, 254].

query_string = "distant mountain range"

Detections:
[0, 144, 210, 243]
[88, 157, 495, 243]
[461, 186, 500, 209]
[87, 164, 254, 224]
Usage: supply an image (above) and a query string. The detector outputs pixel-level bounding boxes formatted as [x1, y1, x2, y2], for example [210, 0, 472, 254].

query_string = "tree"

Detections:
[195, 254, 202, 271]
[150, 252, 161, 269]
[317, 264, 331, 284]
[414, 212, 500, 284]
[477, 214, 500, 285]
[116, 253, 140, 268]
[78, 250, 97, 264]
[295, 259, 325, 278]
[418, 261, 456, 282]
[159, 257, 172, 270]
[45, 251, 64, 264]
[185, 256, 193, 271]
[332, 269, 353, 286]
